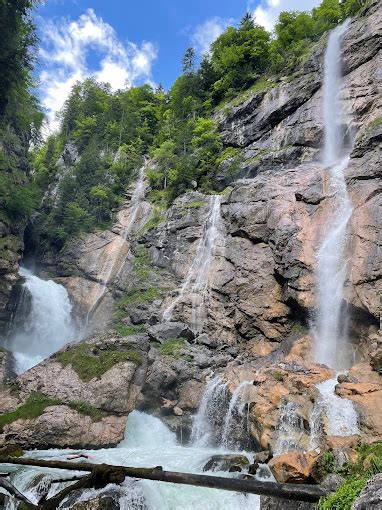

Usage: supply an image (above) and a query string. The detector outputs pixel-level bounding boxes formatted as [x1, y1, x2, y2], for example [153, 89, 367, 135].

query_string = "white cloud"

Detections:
[252, 0, 322, 31]
[38, 9, 158, 131]
[192, 17, 233, 55]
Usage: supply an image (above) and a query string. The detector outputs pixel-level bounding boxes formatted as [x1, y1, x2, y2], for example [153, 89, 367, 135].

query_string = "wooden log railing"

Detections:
[0, 456, 328, 507]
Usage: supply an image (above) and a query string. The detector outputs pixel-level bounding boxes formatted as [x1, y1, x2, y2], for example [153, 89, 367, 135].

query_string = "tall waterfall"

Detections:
[163, 195, 222, 332]
[83, 166, 146, 331]
[7, 267, 75, 373]
[314, 19, 353, 369]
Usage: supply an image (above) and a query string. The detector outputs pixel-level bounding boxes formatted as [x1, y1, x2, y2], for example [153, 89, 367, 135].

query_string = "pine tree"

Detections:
[182, 47, 196, 74]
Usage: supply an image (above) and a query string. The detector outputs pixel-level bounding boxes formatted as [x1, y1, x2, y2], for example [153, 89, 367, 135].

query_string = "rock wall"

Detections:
[0, 1, 381, 454]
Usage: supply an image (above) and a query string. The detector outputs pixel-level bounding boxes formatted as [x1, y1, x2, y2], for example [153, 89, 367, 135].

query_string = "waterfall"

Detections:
[190, 377, 228, 447]
[273, 401, 305, 455]
[6, 267, 75, 373]
[82, 166, 146, 333]
[221, 381, 252, 448]
[310, 378, 359, 447]
[314, 20, 353, 370]
[163, 195, 222, 333]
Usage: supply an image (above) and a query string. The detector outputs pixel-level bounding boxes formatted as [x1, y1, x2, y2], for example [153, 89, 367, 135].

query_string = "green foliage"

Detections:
[342, 0, 370, 16]
[68, 401, 103, 422]
[56, 343, 142, 382]
[319, 476, 367, 510]
[116, 288, 160, 308]
[183, 200, 207, 209]
[159, 338, 187, 357]
[320, 452, 335, 473]
[0, 392, 59, 432]
[113, 323, 146, 337]
[319, 442, 382, 510]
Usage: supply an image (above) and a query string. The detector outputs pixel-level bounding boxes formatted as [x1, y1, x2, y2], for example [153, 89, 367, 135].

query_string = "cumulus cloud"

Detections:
[38, 9, 157, 130]
[252, 0, 322, 31]
[191, 17, 233, 55]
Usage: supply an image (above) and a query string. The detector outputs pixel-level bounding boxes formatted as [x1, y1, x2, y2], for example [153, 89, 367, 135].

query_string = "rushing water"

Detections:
[314, 20, 353, 370]
[3, 411, 261, 510]
[274, 401, 306, 455]
[310, 378, 359, 447]
[221, 381, 252, 449]
[5, 267, 75, 373]
[163, 195, 222, 333]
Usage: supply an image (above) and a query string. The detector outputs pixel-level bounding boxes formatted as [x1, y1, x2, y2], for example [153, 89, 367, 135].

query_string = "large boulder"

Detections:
[268, 451, 318, 484]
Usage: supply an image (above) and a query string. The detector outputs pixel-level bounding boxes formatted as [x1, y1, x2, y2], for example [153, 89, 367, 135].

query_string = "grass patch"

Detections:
[68, 400, 103, 422]
[142, 208, 165, 231]
[117, 287, 160, 308]
[291, 322, 307, 334]
[216, 77, 276, 112]
[56, 343, 142, 382]
[113, 323, 146, 337]
[366, 116, 382, 132]
[270, 370, 285, 382]
[183, 200, 207, 210]
[319, 476, 368, 510]
[0, 392, 59, 432]
[132, 245, 152, 282]
[159, 337, 187, 358]
[216, 147, 241, 167]
[318, 442, 382, 510]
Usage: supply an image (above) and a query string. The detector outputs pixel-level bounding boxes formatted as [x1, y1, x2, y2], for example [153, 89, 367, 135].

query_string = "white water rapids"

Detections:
[6, 267, 75, 373]
[3, 411, 261, 510]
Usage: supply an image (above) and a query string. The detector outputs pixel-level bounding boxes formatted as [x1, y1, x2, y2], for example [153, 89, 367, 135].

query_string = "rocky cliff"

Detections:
[0, 0, 381, 469]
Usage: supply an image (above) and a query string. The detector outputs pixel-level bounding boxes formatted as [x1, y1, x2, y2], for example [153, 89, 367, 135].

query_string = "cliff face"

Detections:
[0, 2, 381, 453]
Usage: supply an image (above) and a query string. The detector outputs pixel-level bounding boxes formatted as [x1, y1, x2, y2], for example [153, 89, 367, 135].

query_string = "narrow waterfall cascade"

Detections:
[82, 166, 147, 331]
[273, 401, 306, 455]
[163, 195, 222, 332]
[5, 267, 75, 373]
[221, 381, 253, 448]
[4, 411, 261, 510]
[190, 377, 228, 447]
[314, 19, 353, 370]
[310, 379, 359, 443]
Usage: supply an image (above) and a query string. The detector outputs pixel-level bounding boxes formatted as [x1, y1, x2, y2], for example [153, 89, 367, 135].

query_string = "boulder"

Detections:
[147, 322, 194, 343]
[351, 474, 382, 509]
[268, 451, 317, 484]
[202, 454, 250, 473]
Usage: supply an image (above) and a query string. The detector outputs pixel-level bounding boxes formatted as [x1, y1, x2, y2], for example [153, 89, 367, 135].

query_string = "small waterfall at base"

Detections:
[273, 401, 306, 455]
[190, 377, 228, 447]
[4, 411, 261, 510]
[221, 381, 252, 449]
[6, 267, 75, 373]
[309, 378, 359, 449]
[163, 195, 222, 333]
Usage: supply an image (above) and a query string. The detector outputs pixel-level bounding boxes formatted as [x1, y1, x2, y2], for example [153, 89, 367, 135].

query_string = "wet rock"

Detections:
[268, 451, 317, 484]
[248, 462, 259, 475]
[177, 380, 204, 411]
[351, 473, 382, 510]
[202, 454, 250, 472]
[254, 450, 272, 464]
[147, 322, 194, 343]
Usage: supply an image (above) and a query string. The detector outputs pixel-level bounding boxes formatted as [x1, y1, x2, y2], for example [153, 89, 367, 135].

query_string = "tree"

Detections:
[182, 47, 196, 74]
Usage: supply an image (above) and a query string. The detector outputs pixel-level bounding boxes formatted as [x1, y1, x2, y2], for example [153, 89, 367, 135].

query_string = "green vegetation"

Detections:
[56, 343, 142, 382]
[0, 392, 59, 432]
[113, 323, 146, 337]
[319, 442, 382, 510]
[68, 400, 103, 422]
[116, 288, 160, 308]
[183, 200, 207, 209]
[132, 245, 153, 282]
[159, 338, 187, 357]
[366, 116, 382, 132]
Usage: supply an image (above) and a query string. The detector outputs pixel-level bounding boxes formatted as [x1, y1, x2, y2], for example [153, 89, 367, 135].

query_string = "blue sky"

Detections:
[35, 0, 322, 127]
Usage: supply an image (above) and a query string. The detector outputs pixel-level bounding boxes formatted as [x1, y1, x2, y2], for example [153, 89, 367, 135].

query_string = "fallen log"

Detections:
[0, 456, 328, 503]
